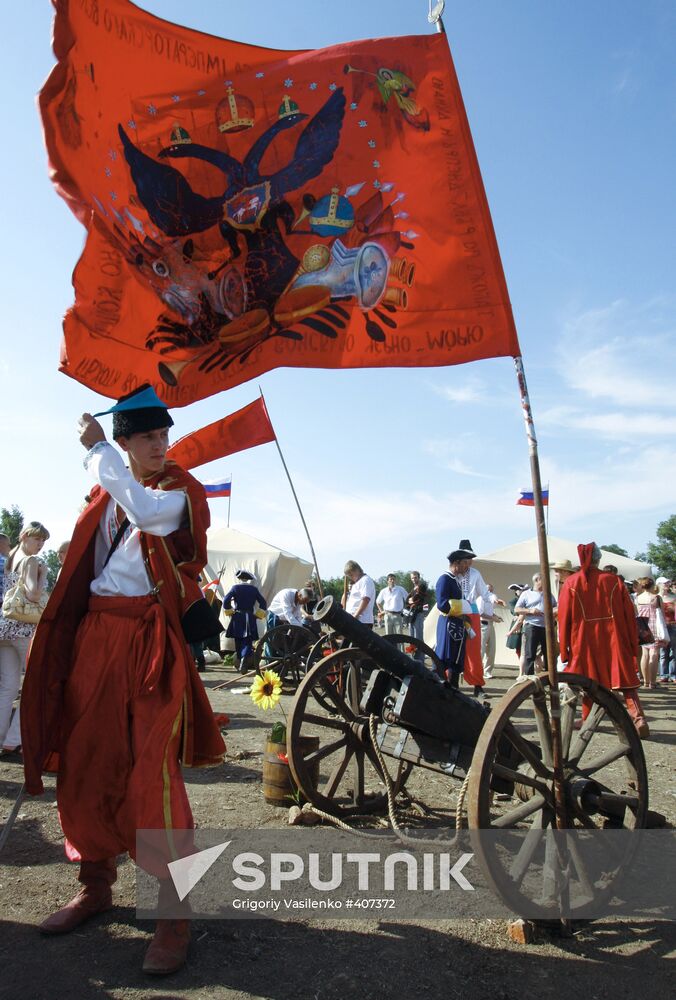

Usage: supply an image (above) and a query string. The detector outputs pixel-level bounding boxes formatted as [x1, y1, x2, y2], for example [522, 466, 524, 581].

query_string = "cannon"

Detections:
[286, 596, 649, 918]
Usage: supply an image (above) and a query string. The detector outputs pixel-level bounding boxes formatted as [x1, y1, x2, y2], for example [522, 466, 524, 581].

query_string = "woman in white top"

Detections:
[635, 576, 667, 689]
[0, 520, 50, 754]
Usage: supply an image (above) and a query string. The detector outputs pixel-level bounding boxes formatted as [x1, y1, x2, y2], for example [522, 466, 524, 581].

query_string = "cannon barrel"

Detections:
[313, 595, 431, 682]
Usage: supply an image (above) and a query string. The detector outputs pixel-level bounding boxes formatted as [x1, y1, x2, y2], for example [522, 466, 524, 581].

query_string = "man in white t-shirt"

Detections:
[342, 560, 376, 626]
[376, 574, 408, 634]
[514, 573, 557, 675]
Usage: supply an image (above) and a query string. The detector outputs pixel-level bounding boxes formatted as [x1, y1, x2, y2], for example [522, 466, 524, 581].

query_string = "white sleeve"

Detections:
[474, 572, 492, 602]
[85, 442, 186, 536]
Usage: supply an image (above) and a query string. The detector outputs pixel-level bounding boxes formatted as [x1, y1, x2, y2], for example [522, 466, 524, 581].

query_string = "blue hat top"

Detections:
[93, 385, 168, 418]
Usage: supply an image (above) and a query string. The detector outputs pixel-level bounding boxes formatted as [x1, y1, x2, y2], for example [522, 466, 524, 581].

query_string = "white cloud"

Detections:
[540, 446, 676, 524]
[422, 436, 496, 478]
[539, 406, 676, 441]
[233, 475, 529, 576]
[545, 298, 676, 449]
[429, 375, 487, 405]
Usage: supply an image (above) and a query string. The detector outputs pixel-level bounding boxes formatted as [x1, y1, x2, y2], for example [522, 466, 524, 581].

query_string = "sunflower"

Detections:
[250, 669, 283, 710]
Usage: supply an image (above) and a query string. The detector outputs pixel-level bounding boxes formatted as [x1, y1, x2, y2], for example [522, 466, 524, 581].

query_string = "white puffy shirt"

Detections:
[85, 442, 186, 597]
[457, 566, 492, 605]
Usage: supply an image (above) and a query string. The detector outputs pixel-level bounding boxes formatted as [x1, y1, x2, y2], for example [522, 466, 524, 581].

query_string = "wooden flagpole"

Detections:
[258, 388, 325, 597]
[514, 358, 569, 830]
[430, 0, 569, 835]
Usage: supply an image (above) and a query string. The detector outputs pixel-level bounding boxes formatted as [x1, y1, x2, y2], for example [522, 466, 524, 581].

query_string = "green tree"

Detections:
[43, 550, 62, 592]
[0, 506, 23, 546]
[643, 515, 676, 579]
[600, 543, 629, 558]
[320, 576, 346, 603]
[374, 570, 426, 593]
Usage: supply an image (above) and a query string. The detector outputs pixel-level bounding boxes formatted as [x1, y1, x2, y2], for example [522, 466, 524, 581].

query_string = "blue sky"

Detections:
[2, 0, 675, 581]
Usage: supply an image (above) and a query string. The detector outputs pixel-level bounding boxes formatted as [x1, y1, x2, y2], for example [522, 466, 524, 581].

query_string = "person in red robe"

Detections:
[558, 542, 649, 738]
[21, 384, 226, 975]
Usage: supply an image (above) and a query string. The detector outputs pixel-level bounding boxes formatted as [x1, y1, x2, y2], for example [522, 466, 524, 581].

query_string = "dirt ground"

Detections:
[1, 661, 674, 1000]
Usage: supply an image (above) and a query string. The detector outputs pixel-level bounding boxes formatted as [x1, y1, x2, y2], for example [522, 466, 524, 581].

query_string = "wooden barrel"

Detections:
[263, 735, 319, 806]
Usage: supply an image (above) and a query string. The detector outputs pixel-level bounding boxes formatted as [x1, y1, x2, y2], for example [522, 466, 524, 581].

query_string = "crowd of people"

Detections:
[0, 381, 673, 977]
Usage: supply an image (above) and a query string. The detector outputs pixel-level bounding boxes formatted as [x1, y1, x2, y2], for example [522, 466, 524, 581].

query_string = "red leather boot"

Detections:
[623, 690, 650, 739]
[142, 919, 191, 975]
[142, 879, 191, 975]
[40, 858, 116, 934]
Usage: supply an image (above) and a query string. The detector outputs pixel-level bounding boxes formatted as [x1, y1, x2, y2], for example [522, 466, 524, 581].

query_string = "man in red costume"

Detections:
[21, 384, 225, 975]
[559, 542, 649, 739]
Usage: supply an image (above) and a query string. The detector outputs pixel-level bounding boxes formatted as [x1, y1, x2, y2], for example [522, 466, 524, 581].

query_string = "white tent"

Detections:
[425, 537, 651, 667]
[206, 525, 314, 604]
[205, 526, 314, 650]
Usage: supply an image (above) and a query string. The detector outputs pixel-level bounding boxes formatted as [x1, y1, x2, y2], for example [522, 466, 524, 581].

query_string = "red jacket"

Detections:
[21, 460, 225, 795]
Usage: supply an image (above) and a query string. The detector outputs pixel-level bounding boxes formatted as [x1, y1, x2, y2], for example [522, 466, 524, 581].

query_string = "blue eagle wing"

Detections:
[265, 89, 346, 200]
[118, 125, 225, 237]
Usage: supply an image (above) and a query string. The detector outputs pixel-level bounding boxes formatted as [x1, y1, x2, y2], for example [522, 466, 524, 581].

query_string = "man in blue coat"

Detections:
[435, 550, 478, 687]
[222, 570, 267, 672]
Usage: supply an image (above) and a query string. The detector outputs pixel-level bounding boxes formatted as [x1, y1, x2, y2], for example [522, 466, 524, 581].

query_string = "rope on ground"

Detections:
[304, 714, 472, 847]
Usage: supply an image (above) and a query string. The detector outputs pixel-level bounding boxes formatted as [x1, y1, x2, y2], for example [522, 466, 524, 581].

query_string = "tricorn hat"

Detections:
[235, 568, 255, 582]
[93, 384, 174, 440]
[452, 539, 476, 558]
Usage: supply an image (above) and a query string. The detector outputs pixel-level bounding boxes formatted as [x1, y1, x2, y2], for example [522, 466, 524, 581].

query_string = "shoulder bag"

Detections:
[2, 558, 48, 624]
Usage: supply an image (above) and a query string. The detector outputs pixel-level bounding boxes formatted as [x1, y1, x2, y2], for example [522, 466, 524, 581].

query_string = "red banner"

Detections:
[167, 397, 275, 470]
[42, 0, 520, 405]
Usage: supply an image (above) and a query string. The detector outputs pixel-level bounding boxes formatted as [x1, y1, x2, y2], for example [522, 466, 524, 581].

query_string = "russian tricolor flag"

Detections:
[517, 488, 548, 507]
[202, 477, 232, 499]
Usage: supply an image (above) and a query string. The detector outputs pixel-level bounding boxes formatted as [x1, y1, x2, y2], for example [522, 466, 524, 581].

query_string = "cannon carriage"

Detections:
[285, 596, 649, 917]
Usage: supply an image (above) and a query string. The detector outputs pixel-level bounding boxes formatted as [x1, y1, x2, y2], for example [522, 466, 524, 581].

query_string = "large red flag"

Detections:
[41, 0, 520, 406]
[167, 397, 274, 470]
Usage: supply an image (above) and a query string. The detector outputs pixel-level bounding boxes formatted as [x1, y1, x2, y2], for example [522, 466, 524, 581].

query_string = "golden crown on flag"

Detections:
[169, 122, 192, 145]
[216, 86, 255, 133]
[278, 94, 300, 119]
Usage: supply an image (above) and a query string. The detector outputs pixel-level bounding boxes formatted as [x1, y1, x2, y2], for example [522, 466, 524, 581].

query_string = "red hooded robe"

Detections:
[559, 543, 639, 690]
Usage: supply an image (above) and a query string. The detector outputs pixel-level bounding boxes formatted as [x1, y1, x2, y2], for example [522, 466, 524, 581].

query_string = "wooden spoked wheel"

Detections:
[253, 625, 316, 685]
[287, 648, 411, 817]
[304, 633, 367, 713]
[466, 673, 648, 918]
[381, 633, 443, 675]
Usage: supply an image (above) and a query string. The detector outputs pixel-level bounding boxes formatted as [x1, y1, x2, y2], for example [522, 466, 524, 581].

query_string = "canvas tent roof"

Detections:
[205, 526, 313, 603]
[424, 536, 651, 668]
[474, 536, 650, 582]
